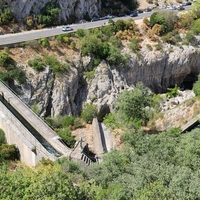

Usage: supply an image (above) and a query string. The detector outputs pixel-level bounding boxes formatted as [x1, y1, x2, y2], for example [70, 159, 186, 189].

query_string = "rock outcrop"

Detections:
[16, 42, 200, 118]
[2, 0, 100, 22]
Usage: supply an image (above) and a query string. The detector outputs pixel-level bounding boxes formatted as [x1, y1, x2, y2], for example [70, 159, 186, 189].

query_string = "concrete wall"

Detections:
[92, 118, 104, 155]
[0, 101, 56, 166]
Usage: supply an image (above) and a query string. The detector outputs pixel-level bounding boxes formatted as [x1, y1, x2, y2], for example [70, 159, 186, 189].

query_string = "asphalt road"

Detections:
[0, 5, 192, 46]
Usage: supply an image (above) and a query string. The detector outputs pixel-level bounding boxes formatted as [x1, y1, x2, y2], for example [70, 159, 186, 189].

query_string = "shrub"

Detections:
[115, 82, 154, 127]
[191, 19, 200, 35]
[70, 41, 76, 49]
[36, 2, 60, 27]
[56, 128, 76, 148]
[44, 56, 69, 76]
[150, 11, 177, 34]
[166, 84, 179, 98]
[28, 57, 45, 72]
[193, 74, 200, 97]
[0, 8, 15, 25]
[0, 144, 19, 162]
[128, 38, 141, 53]
[143, 17, 150, 27]
[154, 43, 163, 51]
[178, 13, 194, 29]
[45, 115, 63, 129]
[109, 36, 122, 48]
[84, 67, 96, 80]
[20, 42, 25, 47]
[62, 116, 75, 128]
[3, 47, 9, 53]
[103, 113, 118, 130]
[31, 102, 40, 115]
[146, 44, 153, 51]
[25, 40, 40, 49]
[81, 103, 98, 123]
[76, 29, 86, 38]
[0, 129, 6, 145]
[0, 52, 11, 67]
[39, 38, 49, 47]
[152, 24, 163, 36]
[183, 31, 195, 45]
[107, 45, 129, 66]
[73, 118, 84, 129]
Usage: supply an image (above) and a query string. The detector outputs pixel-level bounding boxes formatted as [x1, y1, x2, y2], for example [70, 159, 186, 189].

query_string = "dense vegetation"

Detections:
[0, 51, 26, 84]
[1, 126, 200, 199]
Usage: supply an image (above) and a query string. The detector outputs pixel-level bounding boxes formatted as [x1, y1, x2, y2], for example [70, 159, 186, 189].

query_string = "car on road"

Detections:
[106, 14, 115, 19]
[177, 6, 185, 10]
[118, 12, 126, 17]
[137, 9, 144, 13]
[130, 12, 138, 17]
[144, 8, 152, 12]
[99, 16, 108, 20]
[91, 17, 99, 22]
[62, 25, 73, 31]
[186, 2, 192, 5]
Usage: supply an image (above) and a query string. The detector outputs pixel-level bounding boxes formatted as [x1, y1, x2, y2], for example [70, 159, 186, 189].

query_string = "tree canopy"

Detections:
[115, 82, 154, 128]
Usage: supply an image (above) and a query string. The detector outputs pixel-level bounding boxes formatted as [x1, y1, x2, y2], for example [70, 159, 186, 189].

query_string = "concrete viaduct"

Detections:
[0, 81, 95, 166]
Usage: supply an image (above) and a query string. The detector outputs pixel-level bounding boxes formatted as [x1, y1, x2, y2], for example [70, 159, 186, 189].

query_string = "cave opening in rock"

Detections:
[181, 72, 198, 90]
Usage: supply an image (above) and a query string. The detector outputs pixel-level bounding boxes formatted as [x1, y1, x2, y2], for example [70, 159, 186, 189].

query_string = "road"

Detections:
[0, 5, 192, 46]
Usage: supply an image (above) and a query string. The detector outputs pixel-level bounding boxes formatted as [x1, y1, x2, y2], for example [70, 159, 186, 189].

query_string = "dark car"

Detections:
[91, 17, 99, 22]
[130, 12, 138, 17]
[186, 2, 192, 5]
[118, 12, 126, 17]
[144, 8, 152, 12]
[137, 9, 144, 13]
[177, 6, 185, 10]
[99, 16, 108, 20]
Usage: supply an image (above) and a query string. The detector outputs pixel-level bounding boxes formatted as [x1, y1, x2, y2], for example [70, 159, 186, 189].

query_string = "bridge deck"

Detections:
[0, 81, 81, 160]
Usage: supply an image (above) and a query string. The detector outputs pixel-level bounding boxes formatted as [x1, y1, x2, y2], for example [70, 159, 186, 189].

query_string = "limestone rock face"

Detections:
[18, 44, 200, 118]
[3, 0, 100, 22]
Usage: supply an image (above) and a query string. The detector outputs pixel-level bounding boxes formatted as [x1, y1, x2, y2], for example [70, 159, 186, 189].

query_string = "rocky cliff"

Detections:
[1, 0, 100, 22]
[16, 41, 200, 118]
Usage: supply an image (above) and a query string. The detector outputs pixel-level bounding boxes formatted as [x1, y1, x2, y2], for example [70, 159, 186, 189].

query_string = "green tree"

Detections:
[115, 82, 154, 127]
[166, 84, 179, 98]
[107, 45, 129, 66]
[0, 8, 15, 25]
[191, 19, 200, 35]
[0, 164, 95, 199]
[57, 128, 76, 148]
[191, 0, 200, 19]
[150, 11, 177, 34]
[193, 74, 200, 97]
[0, 52, 26, 84]
[0, 129, 6, 145]
[62, 115, 75, 128]
[80, 34, 102, 56]
[81, 103, 98, 123]
[128, 37, 141, 53]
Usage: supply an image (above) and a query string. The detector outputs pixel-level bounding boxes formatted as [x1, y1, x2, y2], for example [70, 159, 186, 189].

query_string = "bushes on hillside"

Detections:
[0, 52, 26, 84]
[150, 11, 178, 34]
[193, 74, 200, 97]
[0, 8, 15, 25]
[81, 103, 98, 123]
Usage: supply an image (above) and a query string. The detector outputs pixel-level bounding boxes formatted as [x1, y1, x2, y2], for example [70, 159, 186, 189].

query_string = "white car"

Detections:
[62, 25, 73, 31]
